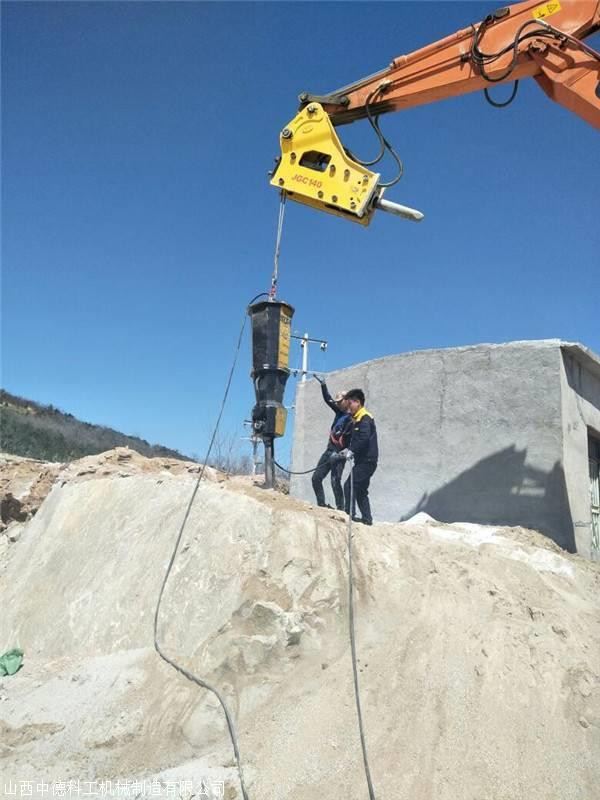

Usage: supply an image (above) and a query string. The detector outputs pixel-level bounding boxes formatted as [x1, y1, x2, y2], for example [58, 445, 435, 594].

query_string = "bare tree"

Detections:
[208, 430, 253, 475]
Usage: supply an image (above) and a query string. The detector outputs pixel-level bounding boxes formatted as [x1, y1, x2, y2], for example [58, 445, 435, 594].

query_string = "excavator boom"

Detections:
[270, 0, 600, 225]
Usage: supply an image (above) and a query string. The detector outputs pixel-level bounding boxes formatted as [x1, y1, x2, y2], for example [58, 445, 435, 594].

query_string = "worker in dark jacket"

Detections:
[311, 377, 353, 509]
[338, 388, 378, 525]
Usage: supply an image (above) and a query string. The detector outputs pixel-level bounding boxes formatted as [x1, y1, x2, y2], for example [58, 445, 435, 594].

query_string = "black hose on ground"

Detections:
[153, 292, 268, 800]
[273, 459, 320, 475]
[278, 455, 379, 798]
[153, 291, 378, 800]
[346, 465, 377, 800]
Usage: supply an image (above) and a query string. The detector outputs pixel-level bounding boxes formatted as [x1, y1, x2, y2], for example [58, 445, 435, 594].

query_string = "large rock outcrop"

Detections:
[1, 450, 598, 799]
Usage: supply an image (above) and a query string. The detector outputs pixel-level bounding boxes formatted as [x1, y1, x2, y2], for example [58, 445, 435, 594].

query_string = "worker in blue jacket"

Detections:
[334, 388, 378, 525]
[312, 377, 353, 509]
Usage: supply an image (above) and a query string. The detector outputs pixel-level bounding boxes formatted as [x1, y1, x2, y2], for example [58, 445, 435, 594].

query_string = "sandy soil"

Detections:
[1, 450, 599, 799]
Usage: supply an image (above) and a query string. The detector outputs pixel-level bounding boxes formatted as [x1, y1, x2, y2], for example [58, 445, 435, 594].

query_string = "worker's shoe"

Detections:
[352, 516, 373, 526]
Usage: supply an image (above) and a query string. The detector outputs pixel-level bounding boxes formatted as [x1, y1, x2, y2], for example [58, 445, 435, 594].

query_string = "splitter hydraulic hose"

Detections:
[153, 292, 268, 800]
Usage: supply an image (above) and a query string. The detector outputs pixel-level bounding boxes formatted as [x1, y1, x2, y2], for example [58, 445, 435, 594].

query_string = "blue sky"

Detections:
[2, 1, 599, 462]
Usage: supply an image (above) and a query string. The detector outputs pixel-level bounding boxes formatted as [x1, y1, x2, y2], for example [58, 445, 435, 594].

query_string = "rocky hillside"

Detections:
[0, 450, 599, 799]
[0, 390, 188, 462]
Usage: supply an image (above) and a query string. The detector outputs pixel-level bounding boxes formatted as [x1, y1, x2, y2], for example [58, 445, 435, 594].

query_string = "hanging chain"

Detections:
[269, 192, 287, 300]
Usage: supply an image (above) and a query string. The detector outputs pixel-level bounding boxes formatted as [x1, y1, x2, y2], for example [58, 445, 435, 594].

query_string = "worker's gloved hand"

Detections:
[339, 449, 354, 461]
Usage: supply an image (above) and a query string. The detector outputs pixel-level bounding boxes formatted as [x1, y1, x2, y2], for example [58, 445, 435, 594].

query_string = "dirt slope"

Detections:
[0, 450, 598, 800]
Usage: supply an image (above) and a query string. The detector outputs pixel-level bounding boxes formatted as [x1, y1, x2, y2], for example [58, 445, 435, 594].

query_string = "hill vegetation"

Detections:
[0, 390, 189, 463]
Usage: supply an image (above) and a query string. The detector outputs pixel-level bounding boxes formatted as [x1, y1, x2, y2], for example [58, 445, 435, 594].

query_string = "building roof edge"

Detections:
[318, 338, 583, 378]
[559, 341, 600, 381]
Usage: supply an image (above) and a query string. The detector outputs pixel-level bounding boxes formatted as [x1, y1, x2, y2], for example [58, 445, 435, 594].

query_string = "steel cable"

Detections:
[269, 193, 287, 299]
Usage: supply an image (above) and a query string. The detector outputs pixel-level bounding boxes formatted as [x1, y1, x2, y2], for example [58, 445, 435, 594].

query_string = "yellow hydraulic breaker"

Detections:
[270, 103, 423, 226]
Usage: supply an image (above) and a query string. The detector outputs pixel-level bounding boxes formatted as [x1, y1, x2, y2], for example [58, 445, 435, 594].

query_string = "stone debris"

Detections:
[0, 454, 62, 529]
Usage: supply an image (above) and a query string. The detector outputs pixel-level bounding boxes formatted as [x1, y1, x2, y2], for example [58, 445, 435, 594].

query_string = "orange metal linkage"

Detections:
[321, 0, 600, 129]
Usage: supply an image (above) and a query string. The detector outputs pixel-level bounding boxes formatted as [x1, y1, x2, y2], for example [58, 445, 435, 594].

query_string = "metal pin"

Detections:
[375, 197, 424, 222]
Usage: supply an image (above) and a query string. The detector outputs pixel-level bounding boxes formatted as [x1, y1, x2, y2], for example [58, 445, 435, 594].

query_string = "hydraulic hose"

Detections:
[154, 290, 377, 800]
[346, 465, 377, 800]
[278, 453, 379, 799]
[153, 292, 268, 800]
[274, 459, 320, 475]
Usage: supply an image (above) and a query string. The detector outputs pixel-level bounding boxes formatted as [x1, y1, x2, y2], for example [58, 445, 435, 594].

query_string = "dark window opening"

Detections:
[299, 151, 331, 172]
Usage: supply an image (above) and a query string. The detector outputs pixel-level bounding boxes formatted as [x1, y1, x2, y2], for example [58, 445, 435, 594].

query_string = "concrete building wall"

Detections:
[560, 345, 600, 560]
[290, 340, 600, 554]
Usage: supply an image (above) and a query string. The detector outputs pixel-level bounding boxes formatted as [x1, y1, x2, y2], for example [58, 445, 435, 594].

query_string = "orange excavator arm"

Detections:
[309, 0, 600, 129]
[270, 0, 600, 226]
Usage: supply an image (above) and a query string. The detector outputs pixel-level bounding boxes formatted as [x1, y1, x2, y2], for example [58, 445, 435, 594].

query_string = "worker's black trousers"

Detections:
[344, 460, 377, 525]
[312, 448, 345, 510]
